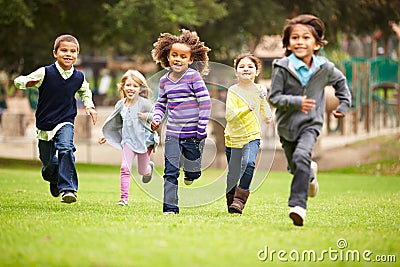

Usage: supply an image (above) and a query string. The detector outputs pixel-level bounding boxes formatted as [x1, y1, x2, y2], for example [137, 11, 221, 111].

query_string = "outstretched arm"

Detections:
[14, 67, 45, 90]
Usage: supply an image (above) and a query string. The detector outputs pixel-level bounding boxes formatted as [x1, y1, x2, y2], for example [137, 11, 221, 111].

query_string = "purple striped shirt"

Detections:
[153, 68, 211, 139]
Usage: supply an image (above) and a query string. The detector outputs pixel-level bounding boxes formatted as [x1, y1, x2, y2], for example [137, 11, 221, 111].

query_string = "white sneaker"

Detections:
[163, 211, 177, 215]
[117, 199, 128, 206]
[289, 206, 306, 226]
[308, 161, 319, 198]
[61, 191, 77, 204]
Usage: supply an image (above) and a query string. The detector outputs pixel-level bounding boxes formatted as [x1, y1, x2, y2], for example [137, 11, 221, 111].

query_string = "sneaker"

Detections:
[289, 206, 306, 226]
[117, 199, 128, 206]
[184, 177, 194, 185]
[163, 211, 177, 215]
[49, 183, 60, 197]
[309, 161, 319, 198]
[61, 191, 77, 204]
[142, 161, 154, 183]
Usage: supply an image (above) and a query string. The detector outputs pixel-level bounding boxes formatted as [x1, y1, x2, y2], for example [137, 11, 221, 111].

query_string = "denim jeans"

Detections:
[38, 124, 78, 193]
[280, 128, 319, 209]
[163, 136, 205, 213]
[225, 139, 260, 194]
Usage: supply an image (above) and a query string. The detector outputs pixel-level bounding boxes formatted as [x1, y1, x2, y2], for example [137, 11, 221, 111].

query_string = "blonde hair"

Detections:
[118, 70, 150, 99]
[151, 29, 211, 75]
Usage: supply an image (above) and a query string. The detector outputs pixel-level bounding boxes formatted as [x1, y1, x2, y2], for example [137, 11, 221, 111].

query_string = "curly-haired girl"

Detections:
[151, 29, 212, 214]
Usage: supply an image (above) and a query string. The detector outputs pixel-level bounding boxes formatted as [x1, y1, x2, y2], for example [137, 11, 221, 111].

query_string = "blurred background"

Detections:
[0, 0, 399, 170]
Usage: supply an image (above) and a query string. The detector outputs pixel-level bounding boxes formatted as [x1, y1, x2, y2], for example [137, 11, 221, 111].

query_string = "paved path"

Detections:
[1, 107, 398, 171]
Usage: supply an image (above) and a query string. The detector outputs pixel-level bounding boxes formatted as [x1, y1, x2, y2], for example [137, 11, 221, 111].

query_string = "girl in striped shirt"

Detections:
[151, 29, 211, 214]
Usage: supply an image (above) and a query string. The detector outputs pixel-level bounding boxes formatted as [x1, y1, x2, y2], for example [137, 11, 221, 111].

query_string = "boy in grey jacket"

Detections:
[269, 14, 351, 226]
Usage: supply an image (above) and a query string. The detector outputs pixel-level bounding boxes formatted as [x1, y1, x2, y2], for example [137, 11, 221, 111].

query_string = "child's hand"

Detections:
[98, 137, 106, 144]
[86, 108, 98, 125]
[265, 117, 272, 124]
[26, 79, 41, 88]
[248, 104, 255, 111]
[151, 121, 160, 131]
[301, 96, 316, 114]
[138, 112, 147, 121]
[332, 110, 345, 118]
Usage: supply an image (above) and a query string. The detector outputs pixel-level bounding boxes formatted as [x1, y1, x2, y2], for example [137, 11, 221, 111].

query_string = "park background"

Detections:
[0, 1, 399, 266]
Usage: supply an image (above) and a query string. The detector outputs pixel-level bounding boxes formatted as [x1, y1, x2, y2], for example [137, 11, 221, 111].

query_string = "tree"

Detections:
[98, 0, 227, 58]
[197, 0, 288, 63]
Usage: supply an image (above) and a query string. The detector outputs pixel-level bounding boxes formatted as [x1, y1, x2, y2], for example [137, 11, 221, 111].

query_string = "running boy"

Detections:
[151, 29, 211, 214]
[14, 34, 97, 203]
[269, 14, 351, 226]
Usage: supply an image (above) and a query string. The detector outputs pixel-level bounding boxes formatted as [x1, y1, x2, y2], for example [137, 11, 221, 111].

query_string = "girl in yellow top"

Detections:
[224, 53, 272, 214]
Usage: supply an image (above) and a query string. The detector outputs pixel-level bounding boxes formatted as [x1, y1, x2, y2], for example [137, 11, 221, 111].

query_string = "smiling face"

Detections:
[53, 41, 79, 71]
[167, 43, 193, 76]
[122, 77, 141, 102]
[235, 57, 259, 83]
[287, 24, 321, 67]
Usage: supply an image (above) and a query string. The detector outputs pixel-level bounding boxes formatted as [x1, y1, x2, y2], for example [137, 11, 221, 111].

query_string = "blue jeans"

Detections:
[163, 136, 205, 213]
[225, 139, 260, 194]
[38, 124, 78, 193]
[280, 128, 319, 209]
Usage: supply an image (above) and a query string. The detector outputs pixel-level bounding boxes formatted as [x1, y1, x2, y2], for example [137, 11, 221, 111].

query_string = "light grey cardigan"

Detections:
[101, 97, 159, 151]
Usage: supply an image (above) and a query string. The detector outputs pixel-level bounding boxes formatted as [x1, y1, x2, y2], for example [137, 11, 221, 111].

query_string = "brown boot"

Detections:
[228, 187, 250, 214]
[226, 193, 234, 211]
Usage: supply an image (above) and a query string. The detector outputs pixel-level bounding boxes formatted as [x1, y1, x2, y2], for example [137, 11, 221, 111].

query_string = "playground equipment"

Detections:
[341, 56, 399, 134]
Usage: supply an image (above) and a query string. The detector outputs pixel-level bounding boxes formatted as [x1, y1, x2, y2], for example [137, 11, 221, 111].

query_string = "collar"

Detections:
[288, 54, 325, 70]
[55, 61, 74, 76]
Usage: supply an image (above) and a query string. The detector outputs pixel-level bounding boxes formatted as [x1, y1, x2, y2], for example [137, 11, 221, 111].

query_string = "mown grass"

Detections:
[0, 158, 399, 267]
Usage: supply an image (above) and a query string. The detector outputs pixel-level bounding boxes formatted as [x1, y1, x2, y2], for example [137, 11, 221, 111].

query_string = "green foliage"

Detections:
[0, 160, 399, 266]
[1, 0, 399, 79]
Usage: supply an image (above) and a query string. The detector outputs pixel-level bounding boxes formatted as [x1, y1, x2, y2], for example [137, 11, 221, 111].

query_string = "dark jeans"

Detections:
[38, 124, 78, 193]
[163, 136, 205, 213]
[280, 128, 319, 209]
[225, 139, 260, 194]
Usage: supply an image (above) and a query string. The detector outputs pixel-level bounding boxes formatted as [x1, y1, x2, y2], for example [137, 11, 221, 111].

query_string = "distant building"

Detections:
[253, 35, 285, 69]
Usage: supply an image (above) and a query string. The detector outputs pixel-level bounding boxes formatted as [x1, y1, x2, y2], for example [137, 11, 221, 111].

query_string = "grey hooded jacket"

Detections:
[269, 57, 351, 142]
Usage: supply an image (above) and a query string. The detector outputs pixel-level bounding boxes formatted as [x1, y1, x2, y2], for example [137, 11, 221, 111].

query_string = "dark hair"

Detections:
[151, 29, 211, 75]
[53, 34, 80, 52]
[282, 14, 328, 56]
[233, 53, 262, 71]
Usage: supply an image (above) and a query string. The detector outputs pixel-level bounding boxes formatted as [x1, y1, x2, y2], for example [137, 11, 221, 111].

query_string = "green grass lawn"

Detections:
[0, 159, 399, 267]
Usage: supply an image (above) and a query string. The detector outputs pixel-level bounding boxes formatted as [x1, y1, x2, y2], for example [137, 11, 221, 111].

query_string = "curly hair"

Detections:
[282, 14, 328, 56]
[118, 70, 151, 99]
[151, 29, 211, 75]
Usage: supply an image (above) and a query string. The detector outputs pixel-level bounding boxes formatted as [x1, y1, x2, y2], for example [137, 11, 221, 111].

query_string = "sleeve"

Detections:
[268, 67, 303, 111]
[141, 98, 155, 122]
[192, 74, 211, 139]
[76, 75, 95, 109]
[14, 67, 45, 90]
[258, 84, 273, 120]
[225, 90, 251, 122]
[152, 83, 167, 123]
[329, 67, 352, 114]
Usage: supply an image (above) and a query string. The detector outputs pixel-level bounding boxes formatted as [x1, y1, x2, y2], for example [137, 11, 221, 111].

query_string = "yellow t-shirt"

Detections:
[224, 83, 271, 148]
